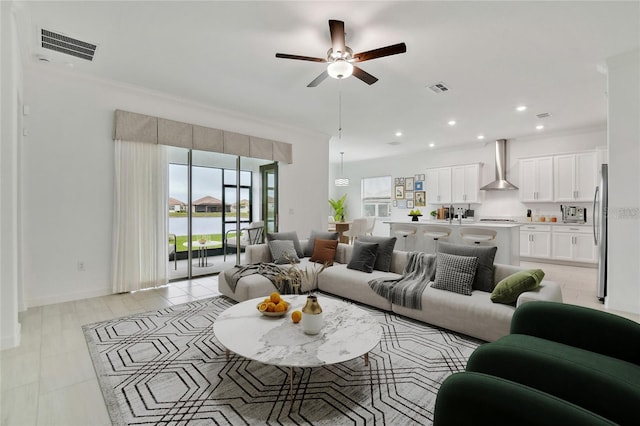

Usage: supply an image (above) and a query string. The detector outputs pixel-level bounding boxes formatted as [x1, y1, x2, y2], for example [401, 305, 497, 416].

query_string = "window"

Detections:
[362, 176, 392, 217]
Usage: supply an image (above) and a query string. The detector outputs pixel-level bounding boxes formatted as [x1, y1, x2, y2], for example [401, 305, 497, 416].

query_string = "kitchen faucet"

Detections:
[449, 205, 453, 224]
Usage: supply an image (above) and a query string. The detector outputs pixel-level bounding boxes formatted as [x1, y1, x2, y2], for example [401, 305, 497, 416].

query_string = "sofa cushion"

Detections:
[268, 240, 300, 264]
[432, 252, 478, 296]
[347, 240, 379, 273]
[266, 231, 304, 258]
[304, 231, 339, 257]
[357, 236, 397, 272]
[491, 269, 544, 305]
[437, 242, 497, 292]
[309, 239, 339, 265]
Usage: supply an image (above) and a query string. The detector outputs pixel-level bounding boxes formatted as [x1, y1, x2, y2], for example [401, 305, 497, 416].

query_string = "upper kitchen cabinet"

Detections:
[519, 156, 554, 202]
[426, 167, 452, 204]
[451, 164, 481, 203]
[554, 152, 598, 202]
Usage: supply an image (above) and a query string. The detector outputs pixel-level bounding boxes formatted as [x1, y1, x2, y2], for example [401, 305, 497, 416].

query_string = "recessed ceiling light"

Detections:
[536, 124, 545, 130]
[516, 105, 527, 112]
[448, 120, 456, 126]
[477, 135, 485, 140]
[429, 143, 435, 148]
[395, 131, 402, 137]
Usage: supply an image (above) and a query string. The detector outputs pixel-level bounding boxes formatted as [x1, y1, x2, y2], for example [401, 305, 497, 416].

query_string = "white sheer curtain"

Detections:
[112, 140, 168, 293]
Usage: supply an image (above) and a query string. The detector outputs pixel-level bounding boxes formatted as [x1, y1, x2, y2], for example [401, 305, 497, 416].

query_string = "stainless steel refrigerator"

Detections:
[594, 164, 608, 300]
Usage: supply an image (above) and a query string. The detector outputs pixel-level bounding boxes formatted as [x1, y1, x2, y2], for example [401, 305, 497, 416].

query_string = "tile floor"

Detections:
[1, 262, 638, 425]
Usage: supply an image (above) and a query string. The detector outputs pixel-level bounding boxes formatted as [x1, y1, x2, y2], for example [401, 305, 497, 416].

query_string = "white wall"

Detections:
[605, 49, 640, 314]
[1, 1, 24, 349]
[22, 64, 329, 307]
[332, 127, 606, 236]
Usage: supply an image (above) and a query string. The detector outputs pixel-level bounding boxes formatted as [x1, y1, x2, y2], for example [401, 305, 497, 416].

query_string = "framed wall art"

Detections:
[395, 185, 405, 199]
[407, 200, 414, 209]
[397, 199, 407, 209]
[405, 177, 414, 191]
[415, 191, 426, 207]
[405, 190, 414, 200]
[414, 181, 423, 191]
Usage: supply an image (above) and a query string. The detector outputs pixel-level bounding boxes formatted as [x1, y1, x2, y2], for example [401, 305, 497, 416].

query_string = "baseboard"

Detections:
[0, 322, 21, 350]
[27, 287, 113, 308]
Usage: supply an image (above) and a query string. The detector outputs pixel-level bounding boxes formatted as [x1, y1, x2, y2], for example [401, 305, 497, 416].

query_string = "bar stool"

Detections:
[460, 228, 497, 245]
[393, 224, 417, 251]
[423, 226, 451, 253]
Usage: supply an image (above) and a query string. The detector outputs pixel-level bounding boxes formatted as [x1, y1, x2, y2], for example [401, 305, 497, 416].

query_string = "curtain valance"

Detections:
[113, 109, 293, 163]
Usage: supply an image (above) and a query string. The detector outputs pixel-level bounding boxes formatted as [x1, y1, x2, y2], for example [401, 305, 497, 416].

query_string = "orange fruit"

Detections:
[258, 302, 268, 312]
[270, 292, 281, 304]
[274, 303, 286, 312]
[263, 298, 271, 304]
[291, 310, 302, 323]
[266, 302, 276, 312]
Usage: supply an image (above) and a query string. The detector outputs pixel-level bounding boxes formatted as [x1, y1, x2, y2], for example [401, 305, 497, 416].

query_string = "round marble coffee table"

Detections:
[213, 294, 382, 399]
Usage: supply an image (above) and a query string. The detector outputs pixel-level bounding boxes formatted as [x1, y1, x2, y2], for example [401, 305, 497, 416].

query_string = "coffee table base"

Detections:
[224, 349, 371, 401]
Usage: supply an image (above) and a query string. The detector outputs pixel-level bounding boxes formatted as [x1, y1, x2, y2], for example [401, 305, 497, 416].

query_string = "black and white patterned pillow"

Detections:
[432, 252, 479, 296]
[268, 240, 300, 264]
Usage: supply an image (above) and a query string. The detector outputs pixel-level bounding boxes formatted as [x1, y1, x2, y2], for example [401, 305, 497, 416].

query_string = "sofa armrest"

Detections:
[434, 372, 617, 426]
[510, 301, 640, 366]
[246, 244, 271, 264]
[516, 280, 563, 306]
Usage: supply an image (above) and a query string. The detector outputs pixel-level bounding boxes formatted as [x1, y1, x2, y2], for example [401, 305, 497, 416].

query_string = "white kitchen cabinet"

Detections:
[554, 152, 598, 202]
[520, 225, 551, 258]
[452, 164, 481, 203]
[519, 157, 554, 202]
[552, 226, 596, 263]
[426, 167, 452, 204]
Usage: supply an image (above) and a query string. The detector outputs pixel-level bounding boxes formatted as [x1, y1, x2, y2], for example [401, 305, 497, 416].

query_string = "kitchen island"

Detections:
[385, 220, 520, 265]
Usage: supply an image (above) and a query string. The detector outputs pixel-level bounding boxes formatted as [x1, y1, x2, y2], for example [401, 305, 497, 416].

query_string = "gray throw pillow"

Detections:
[268, 240, 300, 264]
[304, 230, 339, 257]
[432, 252, 479, 296]
[346, 240, 379, 273]
[357, 236, 397, 272]
[266, 231, 304, 258]
[437, 242, 497, 292]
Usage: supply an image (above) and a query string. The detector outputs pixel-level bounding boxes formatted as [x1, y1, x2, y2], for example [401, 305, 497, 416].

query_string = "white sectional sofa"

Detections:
[218, 241, 563, 342]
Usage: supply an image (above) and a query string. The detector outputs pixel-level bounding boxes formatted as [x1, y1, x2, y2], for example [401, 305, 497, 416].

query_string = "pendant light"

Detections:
[335, 152, 350, 186]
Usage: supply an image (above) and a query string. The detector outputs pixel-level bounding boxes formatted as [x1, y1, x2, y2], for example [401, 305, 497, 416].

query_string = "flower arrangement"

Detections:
[274, 254, 329, 294]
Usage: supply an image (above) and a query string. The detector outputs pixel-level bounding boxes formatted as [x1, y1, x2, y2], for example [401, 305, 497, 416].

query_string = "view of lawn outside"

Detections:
[169, 211, 251, 252]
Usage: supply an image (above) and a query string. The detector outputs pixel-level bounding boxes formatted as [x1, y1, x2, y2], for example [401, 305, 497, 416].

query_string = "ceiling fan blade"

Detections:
[352, 66, 378, 85]
[275, 53, 326, 63]
[353, 42, 407, 63]
[307, 70, 329, 87]
[329, 19, 346, 54]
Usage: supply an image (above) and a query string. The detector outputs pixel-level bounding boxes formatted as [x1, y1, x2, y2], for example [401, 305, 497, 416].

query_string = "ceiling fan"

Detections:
[275, 19, 407, 87]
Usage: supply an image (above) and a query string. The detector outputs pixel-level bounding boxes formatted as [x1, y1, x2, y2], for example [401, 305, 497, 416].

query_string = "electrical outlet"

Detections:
[77, 261, 85, 271]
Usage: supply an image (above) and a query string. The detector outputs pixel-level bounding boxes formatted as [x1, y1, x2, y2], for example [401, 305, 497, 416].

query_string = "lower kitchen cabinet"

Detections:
[520, 225, 551, 259]
[552, 226, 596, 263]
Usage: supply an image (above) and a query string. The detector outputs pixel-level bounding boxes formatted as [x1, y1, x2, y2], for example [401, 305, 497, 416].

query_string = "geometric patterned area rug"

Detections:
[83, 294, 481, 425]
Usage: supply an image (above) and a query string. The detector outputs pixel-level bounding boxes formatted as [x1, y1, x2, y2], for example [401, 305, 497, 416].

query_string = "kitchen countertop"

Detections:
[384, 220, 521, 228]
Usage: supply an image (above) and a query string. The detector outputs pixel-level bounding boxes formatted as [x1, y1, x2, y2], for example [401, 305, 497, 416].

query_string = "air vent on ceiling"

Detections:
[41, 29, 97, 61]
[387, 141, 402, 146]
[428, 82, 451, 94]
[536, 112, 551, 119]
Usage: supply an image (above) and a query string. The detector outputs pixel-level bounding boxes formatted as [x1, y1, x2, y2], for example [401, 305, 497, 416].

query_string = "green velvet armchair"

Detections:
[434, 301, 640, 426]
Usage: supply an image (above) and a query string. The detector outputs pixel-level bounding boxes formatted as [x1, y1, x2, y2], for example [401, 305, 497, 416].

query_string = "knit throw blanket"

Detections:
[368, 252, 437, 310]
[223, 263, 282, 294]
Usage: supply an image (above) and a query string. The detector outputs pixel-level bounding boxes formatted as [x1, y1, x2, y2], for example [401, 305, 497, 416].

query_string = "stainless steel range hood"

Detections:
[480, 139, 518, 190]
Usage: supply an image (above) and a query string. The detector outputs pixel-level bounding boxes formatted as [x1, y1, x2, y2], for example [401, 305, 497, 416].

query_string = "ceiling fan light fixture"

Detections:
[327, 60, 353, 79]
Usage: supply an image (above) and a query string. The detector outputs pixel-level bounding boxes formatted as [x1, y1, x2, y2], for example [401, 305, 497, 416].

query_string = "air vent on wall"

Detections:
[41, 29, 97, 61]
[536, 112, 551, 119]
[428, 82, 451, 94]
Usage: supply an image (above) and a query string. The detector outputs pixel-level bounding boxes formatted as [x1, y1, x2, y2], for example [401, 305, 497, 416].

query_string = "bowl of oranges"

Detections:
[257, 292, 290, 317]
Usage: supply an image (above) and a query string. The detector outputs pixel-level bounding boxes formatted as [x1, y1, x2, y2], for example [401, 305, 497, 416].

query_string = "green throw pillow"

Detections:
[491, 269, 545, 304]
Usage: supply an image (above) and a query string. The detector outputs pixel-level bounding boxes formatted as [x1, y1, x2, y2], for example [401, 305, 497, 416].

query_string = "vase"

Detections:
[301, 295, 323, 335]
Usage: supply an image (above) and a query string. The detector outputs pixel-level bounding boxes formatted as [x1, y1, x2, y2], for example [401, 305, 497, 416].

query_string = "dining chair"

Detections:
[328, 215, 336, 231]
[364, 216, 376, 235]
[224, 221, 265, 261]
[168, 233, 177, 270]
[343, 218, 368, 244]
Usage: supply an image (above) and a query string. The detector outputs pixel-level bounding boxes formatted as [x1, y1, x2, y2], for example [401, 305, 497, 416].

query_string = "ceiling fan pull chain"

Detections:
[338, 81, 343, 140]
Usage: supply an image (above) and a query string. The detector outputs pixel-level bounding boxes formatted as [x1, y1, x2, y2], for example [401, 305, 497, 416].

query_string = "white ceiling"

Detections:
[16, 1, 640, 162]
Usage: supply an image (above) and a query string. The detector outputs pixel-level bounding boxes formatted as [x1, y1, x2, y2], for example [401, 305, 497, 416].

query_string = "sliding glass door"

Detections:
[168, 146, 277, 280]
